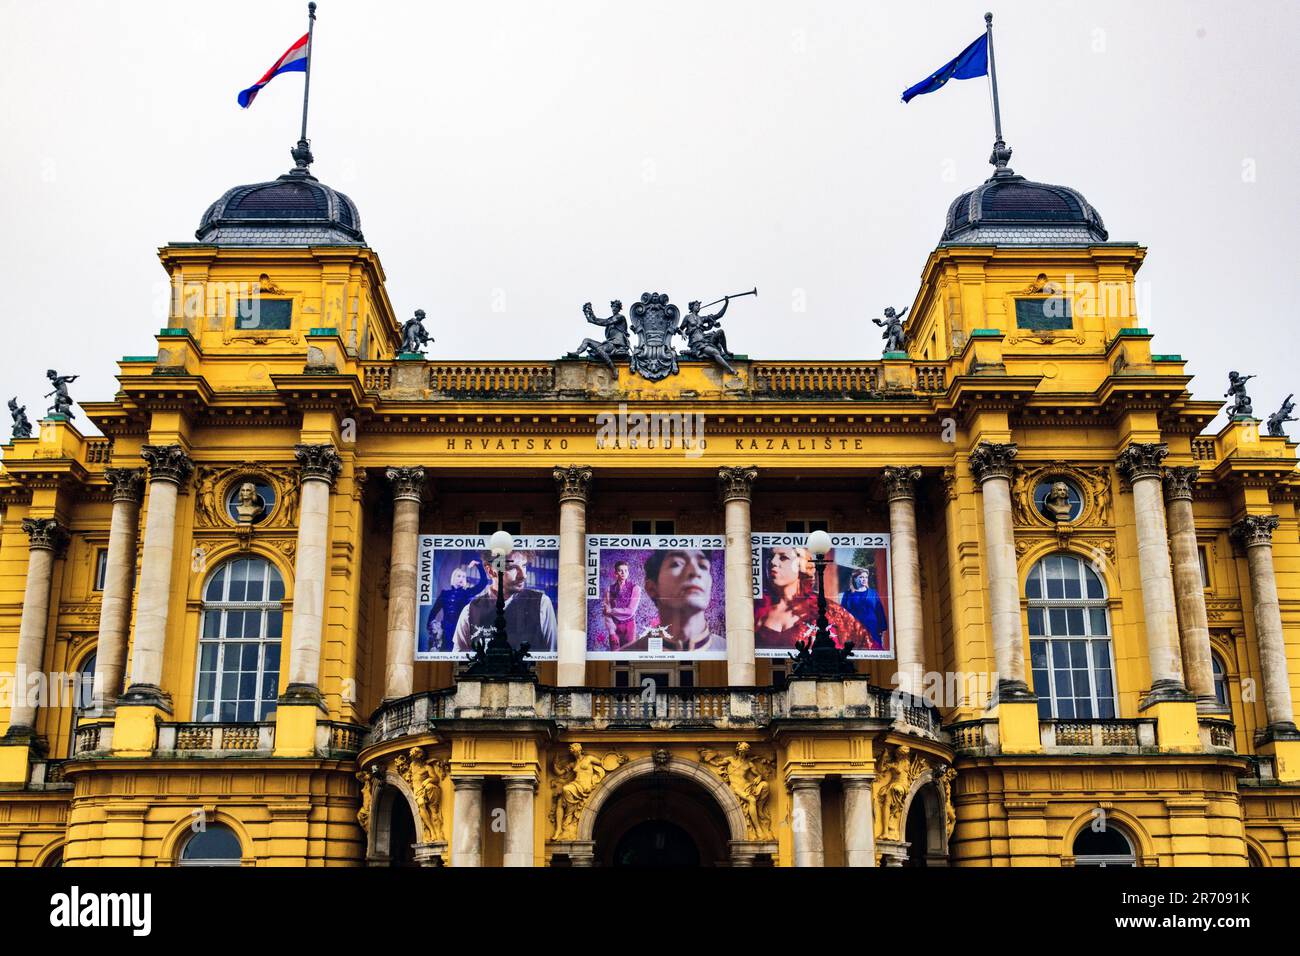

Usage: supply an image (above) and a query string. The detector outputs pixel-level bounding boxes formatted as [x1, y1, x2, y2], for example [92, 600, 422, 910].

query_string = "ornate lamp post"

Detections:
[464, 530, 534, 677]
[791, 530, 856, 678]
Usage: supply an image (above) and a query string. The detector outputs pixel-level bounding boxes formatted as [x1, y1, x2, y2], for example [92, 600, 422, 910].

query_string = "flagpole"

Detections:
[985, 11, 1013, 176]
[291, 2, 318, 173]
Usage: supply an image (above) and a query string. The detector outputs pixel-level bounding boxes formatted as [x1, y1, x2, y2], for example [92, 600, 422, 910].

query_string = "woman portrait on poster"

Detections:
[426, 559, 487, 652]
[753, 546, 867, 650]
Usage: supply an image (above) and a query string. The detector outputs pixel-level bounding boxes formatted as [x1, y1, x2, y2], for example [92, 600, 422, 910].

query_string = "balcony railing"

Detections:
[1191, 437, 1217, 462]
[158, 722, 275, 753]
[430, 363, 557, 396]
[1040, 719, 1156, 752]
[752, 363, 882, 397]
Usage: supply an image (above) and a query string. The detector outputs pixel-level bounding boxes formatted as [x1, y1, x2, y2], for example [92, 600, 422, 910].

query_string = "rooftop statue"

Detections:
[1224, 371, 1256, 418]
[8, 398, 32, 440]
[873, 306, 908, 354]
[45, 370, 78, 419]
[400, 309, 432, 355]
[573, 300, 630, 370]
[1267, 394, 1296, 438]
[681, 295, 741, 376]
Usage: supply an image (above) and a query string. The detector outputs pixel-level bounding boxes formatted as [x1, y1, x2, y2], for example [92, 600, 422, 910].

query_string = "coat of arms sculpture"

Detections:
[629, 292, 681, 382]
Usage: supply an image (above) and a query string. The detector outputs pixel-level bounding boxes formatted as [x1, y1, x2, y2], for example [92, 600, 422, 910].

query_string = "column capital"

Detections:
[1231, 513, 1280, 548]
[1116, 441, 1168, 483]
[21, 517, 67, 553]
[553, 464, 593, 503]
[717, 465, 758, 502]
[1162, 465, 1200, 502]
[295, 443, 341, 485]
[788, 776, 822, 792]
[881, 466, 922, 501]
[140, 443, 194, 486]
[502, 775, 538, 793]
[385, 466, 426, 502]
[452, 774, 487, 791]
[968, 442, 1017, 484]
[840, 774, 875, 791]
[104, 467, 146, 504]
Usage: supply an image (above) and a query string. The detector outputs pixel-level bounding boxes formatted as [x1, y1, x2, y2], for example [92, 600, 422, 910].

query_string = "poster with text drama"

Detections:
[585, 535, 727, 660]
[416, 535, 559, 660]
[751, 532, 893, 659]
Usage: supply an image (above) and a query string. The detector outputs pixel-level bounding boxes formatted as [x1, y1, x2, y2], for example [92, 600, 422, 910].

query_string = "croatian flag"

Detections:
[237, 33, 309, 109]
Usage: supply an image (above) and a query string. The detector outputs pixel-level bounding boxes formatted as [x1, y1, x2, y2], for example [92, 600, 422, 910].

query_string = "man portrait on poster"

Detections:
[624, 548, 725, 654]
[452, 548, 557, 653]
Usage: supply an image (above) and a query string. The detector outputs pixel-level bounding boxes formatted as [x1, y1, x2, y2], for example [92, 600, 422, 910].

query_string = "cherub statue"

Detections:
[1224, 371, 1256, 418]
[574, 300, 630, 370]
[1266, 394, 1296, 437]
[680, 298, 736, 375]
[44, 370, 78, 419]
[400, 309, 433, 355]
[549, 743, 625, 840]
[404, 746, 448, 843]
[873, 306, 908, 354]
[8, 397, 32, 440]
[699, 742, 774, 840]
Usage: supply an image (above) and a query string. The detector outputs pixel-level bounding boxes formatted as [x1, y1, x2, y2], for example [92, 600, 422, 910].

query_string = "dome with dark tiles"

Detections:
[942, 148, 1107, 245]
[197, 161, 363, 246]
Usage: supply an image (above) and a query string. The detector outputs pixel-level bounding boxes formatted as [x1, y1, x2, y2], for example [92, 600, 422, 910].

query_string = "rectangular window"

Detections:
[478, 521, 522, 535]
[1014, 297, 1073, 331]
[93, 549, 108, 591]
[785, 519, 829, 533]
[1198, 546, 1210, 590]
[234, 298, 293, 331]
[631, 519, 675, 534]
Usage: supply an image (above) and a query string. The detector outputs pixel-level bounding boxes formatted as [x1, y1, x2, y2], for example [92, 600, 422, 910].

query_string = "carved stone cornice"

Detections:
[968, 442, 1017, 484]
[553, 464, 593, 503]
[717, 465, 758, 503]
[295, 443, 341, 485]
[1231, 514, 1280, 548]
[386, 466, 426, 502]
[1116, 442, 1167, 484]
[1162, 465, 1200, 502]
[22, 517, 68, 553]
[104, 467, 146, 504]
[140, 444, 194, 486]
[881, 466, 922, 502]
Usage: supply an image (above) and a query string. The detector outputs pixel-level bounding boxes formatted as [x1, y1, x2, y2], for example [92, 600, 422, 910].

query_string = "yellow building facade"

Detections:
[1, 152, 1297, 868]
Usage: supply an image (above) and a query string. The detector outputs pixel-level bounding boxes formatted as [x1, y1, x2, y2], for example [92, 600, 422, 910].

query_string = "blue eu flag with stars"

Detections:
[902, 34, 989, 103]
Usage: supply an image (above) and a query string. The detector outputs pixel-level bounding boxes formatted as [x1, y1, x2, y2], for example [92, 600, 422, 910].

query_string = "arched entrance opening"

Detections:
[592, 774, 732, 867]
[903, 782, 947, 867]
[371, 786, 418, 868]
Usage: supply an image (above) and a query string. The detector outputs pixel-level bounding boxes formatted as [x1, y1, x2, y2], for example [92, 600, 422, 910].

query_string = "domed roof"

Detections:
[196, 152, 363, 246]
[942, 147, 1108, 245]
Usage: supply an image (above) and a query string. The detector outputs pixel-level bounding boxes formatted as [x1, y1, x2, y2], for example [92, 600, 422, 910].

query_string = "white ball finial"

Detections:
[806, 530, 832, 557]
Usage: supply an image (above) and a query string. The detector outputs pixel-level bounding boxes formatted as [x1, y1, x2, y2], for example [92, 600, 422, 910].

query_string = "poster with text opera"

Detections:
[585, 535, 727, 659]
[751, 533, 893, 658]
[416, 535, 560, 660]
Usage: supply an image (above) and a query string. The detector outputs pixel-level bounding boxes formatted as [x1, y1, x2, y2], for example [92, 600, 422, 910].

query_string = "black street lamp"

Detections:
[463, 530, 534, 677]
[791, 530, 857, 678]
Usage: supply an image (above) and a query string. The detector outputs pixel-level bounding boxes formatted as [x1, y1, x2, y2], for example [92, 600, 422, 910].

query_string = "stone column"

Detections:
[383, 467, 425, 701]
[553, 466, 592, 686]
[283, 444, 341, 699]
[789, 777, 825, 867]
[502, 775, 537, 867]
[719, 466, 758, 686]
[842, 775, 877, 867]
[968, 442, 1031, 699]
[123, 444, 193, 704]
[883, 467, 924, 695]
[92, 468, 145, 712]
[450, 776, 485, 867]
[1232, 515, 1298, 736]
[1163, 467, 1217, 711]
[3, 519, 68, 736]
[1117, 443, 1191, 704]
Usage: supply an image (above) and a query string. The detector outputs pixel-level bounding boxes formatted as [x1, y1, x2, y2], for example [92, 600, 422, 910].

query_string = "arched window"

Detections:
[1073, 825, 1136, 866]
[1027, 554, 1116, 720]
[68, 651, 96, 756]
[196, 557, 284, 722]
[1212, 653, 1230, 709]
[179, 824, 243, 867]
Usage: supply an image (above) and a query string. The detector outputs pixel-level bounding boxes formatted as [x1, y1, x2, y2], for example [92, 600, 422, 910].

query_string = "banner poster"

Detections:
[750, 533, 893, 659]
[416, 535, 560, 660]
[585, 535, 727, 660]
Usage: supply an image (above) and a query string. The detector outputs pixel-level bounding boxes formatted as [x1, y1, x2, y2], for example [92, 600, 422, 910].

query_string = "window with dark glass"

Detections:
[631, 519, 675, 534]
[1014, 297, 1073, 331]
[785, 519, 829, 533]
[1212, 653, 1230, 709]
[1027, 554, 1116, 720]
[196, 557, 284, 722]
[234, 298, 292, 331]
[478, 520, 522, 535]
[179, 824, 243, 866]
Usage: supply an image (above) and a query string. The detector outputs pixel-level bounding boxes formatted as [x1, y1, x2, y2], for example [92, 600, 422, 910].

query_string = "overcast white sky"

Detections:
[2, 0, 1297, 435]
